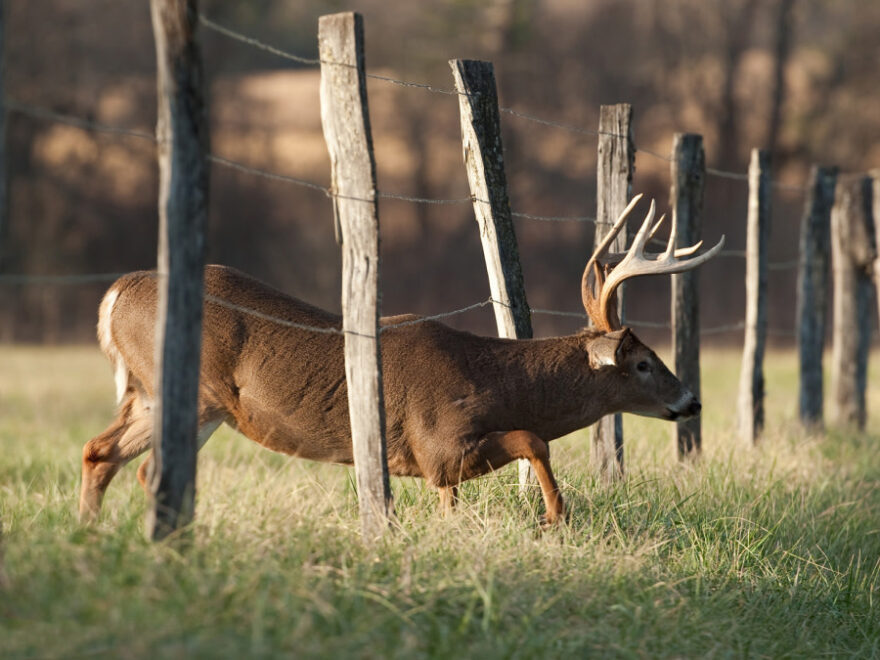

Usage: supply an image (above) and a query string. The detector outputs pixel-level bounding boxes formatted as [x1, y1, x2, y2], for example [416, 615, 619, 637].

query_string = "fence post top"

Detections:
[673, 132, 703, 144]
[318, 11, 362, 25]
[449, 58, 493, 67]
[599, 102, 632, 112]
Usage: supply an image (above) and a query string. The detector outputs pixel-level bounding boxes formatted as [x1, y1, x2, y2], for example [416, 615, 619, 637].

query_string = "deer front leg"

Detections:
[437, 485, 458, 517]
[464, 430, 564, 525]
[133, 417, 224, 492]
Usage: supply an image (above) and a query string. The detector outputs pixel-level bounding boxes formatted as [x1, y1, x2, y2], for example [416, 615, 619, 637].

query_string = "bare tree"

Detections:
[715, 0, 760, 170]
[766, 0, 795, 161]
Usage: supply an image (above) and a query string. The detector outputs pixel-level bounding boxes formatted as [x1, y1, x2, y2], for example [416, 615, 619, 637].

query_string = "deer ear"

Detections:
[589, 332, 623, 368]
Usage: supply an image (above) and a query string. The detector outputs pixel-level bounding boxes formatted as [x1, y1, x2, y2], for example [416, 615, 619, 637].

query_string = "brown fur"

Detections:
[80, 265, 700, 523]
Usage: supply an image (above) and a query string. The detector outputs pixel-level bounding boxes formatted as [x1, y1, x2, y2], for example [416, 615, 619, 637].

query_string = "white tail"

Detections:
[80, 197, 723, 525]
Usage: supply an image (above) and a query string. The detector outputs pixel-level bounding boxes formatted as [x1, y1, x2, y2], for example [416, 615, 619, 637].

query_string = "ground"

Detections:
[1, 345, 878, 658]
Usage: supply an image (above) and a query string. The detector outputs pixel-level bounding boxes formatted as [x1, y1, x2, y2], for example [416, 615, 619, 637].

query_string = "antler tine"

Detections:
[585, 194, 643, 273]
[629, 198, 657, 256]
[647, 213, 666, 244]
[674, 241, 703, 257]
[663, 206, 677, 258]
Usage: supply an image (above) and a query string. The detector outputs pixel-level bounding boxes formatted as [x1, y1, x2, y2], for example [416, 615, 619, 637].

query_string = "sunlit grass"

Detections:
[1, 345, 879, 658]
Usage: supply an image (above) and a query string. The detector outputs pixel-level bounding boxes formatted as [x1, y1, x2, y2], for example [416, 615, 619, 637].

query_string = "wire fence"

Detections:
[196, 14, 859, 194]
[2, 11, 829, 340]
[0, 98, 762, 338]
[3, 98, 804, 274]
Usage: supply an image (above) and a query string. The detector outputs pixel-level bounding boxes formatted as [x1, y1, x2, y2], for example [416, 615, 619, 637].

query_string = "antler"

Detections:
[581, 194, 726, 332]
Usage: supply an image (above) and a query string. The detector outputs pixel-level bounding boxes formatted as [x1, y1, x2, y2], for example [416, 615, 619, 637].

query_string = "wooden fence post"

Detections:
[871, 170, 880, 329]
[670, 133, 705, 457]
[0, 0, 7, 272]
[450, 59, 535, 489]
[0, 519, 7, 589]
[830, 174, 875, 430]
[592, 103, 634, 481]
[319, 12, 394, 540]
[737, 149, 771, 444]
[796, 165, 837, 430]
[147, 0, 210, 541]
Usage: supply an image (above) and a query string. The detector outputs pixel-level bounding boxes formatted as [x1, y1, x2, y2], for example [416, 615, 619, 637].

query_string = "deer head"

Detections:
[581, 194, 725, 420]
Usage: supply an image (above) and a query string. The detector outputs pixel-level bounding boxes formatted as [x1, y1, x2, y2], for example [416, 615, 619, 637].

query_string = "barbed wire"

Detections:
[2, 100, 606, 220]
[5, 99, 807, 283]
[511, 211, 596, 223]
[199, 15, 321, 66]
[191, 13, 873, 197]
[381, 299, 496, 330]
[0, 272, 127, 284]
[0, 18, 820, 336]
[207, 154, 330, 194]
[718, 248, 799, 271]
[768, 259, 800, 271]
[532, 308, 747, 335]
[4, 100, 477, 207]
[198, 14, 470, 98]
[700, 321, 747, 336]
[705, 167, 749, 183]
[0, 268, 754, 337]
[4, 100, 155, 142]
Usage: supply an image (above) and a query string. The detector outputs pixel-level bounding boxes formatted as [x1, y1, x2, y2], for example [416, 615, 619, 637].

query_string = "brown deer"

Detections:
[79, 195, 723, 524]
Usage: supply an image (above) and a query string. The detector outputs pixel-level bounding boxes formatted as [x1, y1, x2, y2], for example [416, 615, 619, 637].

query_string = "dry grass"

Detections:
[1, 345, 879, 658]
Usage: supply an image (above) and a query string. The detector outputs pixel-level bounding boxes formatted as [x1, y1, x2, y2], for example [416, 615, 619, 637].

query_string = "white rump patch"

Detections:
[97, 287, 128, 404]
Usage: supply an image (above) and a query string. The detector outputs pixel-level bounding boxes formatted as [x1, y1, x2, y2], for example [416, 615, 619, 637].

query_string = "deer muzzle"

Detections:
[666, 392, 702, 420]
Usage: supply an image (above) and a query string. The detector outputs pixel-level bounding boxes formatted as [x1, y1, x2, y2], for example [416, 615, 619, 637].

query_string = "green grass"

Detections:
[1, 345, 879, 658]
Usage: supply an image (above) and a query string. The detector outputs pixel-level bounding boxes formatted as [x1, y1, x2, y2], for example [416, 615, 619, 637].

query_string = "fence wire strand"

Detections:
[199, 15, 321, 65]
[0, 266, 753, 338]
[5, 100, 155, 142]
[511, 211, 596, 223]
[191, 14, 855, 194]
[0, 272, 127, 284]
[198, 14, 471, 98]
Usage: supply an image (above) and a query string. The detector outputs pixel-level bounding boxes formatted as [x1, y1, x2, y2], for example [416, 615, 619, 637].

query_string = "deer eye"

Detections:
[636, 361, 650, 373]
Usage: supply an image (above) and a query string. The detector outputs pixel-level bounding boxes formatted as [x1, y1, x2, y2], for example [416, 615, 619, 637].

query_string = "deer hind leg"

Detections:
[462, 430, 564, 525]
[80, 390, 154, 523]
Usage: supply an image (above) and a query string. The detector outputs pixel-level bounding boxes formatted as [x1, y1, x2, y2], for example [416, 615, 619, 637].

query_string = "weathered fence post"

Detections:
[450, 59, 535, 490]
[146, 0, 210, 541]
[592, 103, 634, 481]
[670, 133, 705, 457]
[796, 165, 837, 430]
[0, 0, 7, 272]
[830, 174, 875, 430]
[0, 520, 7, 589]
[872, 170, 880, 329]
[319, 12, 394, 540]
[737, 149, 771, 444]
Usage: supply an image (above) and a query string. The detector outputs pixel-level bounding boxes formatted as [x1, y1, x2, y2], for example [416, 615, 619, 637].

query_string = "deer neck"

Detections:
[492, 333, 626, 440]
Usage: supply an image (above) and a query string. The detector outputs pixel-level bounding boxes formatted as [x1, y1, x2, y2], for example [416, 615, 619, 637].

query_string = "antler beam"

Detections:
[582, 194, 725, 331]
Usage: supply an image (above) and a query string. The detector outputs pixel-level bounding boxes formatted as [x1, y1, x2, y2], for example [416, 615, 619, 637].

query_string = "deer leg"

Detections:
[135, 416, 224, 491]
[464, 430, 564, 525]
[437, 485, 458, 517]
[80, 392, 153, 522]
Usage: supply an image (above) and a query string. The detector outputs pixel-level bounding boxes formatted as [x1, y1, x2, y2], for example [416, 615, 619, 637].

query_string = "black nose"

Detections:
[688, 400, 702, 417]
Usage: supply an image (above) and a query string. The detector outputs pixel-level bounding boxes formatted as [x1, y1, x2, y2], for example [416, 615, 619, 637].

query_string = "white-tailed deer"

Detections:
[80, 195, 723, 524]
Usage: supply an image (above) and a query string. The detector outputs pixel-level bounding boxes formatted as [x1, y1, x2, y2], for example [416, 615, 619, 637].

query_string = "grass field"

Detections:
[1, 345, 879, 658]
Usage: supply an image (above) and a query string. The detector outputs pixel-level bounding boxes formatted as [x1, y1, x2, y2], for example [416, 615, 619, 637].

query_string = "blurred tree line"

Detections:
[2, 0, 878, 342]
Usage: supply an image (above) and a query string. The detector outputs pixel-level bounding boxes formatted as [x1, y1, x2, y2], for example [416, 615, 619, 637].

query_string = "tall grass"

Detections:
[1, 345, 878, 658]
